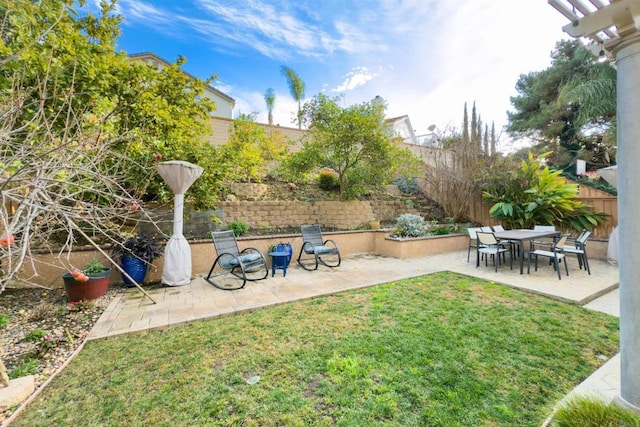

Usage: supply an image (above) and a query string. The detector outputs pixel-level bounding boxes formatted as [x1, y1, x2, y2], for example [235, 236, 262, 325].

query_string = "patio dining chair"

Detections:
[527, 234, 569, 280]
[491, 224, 518, 255]
[562, 230, 592, 274]
[530, 225, 557, 250]
[297, 224, 341, 271]
[466, 227, 483, 262]
[204, 230, 268, 290]
[476, 231, 512, 272]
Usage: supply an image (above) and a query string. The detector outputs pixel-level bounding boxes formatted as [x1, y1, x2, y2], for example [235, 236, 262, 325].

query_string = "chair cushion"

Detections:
[229, 253, 262, 266]
[305, 245, 334, 255]
[532, 249, 564, 258]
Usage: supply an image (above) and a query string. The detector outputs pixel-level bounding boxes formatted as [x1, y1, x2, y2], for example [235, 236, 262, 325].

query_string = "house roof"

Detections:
[128, 52, 235, 106]
[384, 115, 410, 124]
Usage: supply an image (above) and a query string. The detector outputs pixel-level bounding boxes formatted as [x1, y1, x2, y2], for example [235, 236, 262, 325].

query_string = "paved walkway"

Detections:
[88, 250, 621, 402]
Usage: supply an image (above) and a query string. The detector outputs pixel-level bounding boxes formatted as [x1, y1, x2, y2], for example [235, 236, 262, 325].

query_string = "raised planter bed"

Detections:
[375, 233, 468, 259]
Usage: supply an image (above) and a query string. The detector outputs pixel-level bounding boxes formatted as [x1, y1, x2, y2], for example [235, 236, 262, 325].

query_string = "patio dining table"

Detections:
[494, 229, 561, 274]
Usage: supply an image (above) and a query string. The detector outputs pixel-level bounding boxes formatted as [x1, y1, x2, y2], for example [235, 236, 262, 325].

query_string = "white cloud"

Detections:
[332, 67, 378, 93]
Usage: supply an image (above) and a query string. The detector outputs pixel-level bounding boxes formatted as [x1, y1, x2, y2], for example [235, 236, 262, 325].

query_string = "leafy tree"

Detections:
[1, 0, 224, 209]
[264, 87, 276, 125]
[280, 66, 305, 129]
[220, 113, 268, 183]
[220, 113, 289, 183]
[481, 152, 606, 231]
[283, 94, 421, 199]
[507, 40, 616, 168]
[0, 0, 230, 294]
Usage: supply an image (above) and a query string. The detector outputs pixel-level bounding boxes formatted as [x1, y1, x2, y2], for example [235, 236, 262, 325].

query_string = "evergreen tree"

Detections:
[491, 122, 497, 156]
[483, 124, 489, 156]
[471, 102, 478, 149]
[462, 103, 470, 146]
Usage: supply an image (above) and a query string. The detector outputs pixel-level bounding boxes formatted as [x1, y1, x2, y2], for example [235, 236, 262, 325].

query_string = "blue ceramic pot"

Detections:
[121, 255, 148, 286]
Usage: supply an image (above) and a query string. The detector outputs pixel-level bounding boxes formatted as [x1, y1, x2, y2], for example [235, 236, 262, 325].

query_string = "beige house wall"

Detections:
[207, 117, 305, 150]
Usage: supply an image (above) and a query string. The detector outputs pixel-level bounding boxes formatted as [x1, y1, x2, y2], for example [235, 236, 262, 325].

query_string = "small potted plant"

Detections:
[111, 232, 162, 286]
[62, 259, 111, 302]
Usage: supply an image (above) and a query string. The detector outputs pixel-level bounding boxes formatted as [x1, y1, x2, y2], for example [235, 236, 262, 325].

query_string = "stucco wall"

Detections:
[14, 232, 611, 289]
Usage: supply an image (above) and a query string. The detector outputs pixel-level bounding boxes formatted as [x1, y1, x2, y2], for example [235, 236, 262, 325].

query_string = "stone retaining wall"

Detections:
[218, 200, 418, 230]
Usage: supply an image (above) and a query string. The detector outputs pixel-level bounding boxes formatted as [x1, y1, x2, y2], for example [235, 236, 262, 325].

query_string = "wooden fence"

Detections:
[465, 184, 617, 239]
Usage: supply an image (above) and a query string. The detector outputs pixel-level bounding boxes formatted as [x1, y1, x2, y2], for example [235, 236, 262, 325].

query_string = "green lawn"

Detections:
[12, 272, 619, 426]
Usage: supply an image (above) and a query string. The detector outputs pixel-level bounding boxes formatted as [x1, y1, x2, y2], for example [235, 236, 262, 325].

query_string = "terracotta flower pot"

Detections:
[62, 270, 111, 302]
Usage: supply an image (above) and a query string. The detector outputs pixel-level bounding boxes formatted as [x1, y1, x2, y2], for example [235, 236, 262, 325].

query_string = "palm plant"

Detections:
[558, 65, 617, 164]
[264, 88, 275, 125]
[280, 66, 305, 129]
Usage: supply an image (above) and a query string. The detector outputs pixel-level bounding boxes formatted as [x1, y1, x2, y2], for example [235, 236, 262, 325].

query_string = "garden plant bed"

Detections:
[0, 287, 118, 423]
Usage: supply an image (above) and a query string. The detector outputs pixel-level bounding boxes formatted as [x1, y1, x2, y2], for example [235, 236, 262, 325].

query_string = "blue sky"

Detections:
[88, 0, 571, 148]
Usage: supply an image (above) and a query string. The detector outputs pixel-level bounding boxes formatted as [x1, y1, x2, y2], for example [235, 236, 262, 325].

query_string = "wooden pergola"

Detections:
[549, 0, 640, 412]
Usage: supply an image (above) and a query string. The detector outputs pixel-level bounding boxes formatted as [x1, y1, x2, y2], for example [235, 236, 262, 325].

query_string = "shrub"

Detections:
[318, 169, 339, 191]
[550, 396, 640, 426]
[24, 328, 46, 342]
[83, 259, 108, 274]
[9, 358, 38, 379]
[430, 227, 451, 236]
[29, 302, 56, 322]
[482, 152, 606, 231]
[395, 176, 418, 194]
[393, 213, 428, 238]
[111, 232, 162, 264]
[228, 221, 249, 237]
[0, 314, 8, 329]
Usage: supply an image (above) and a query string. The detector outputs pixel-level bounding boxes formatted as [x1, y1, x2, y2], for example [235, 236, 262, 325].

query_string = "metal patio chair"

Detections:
[476, 231, 512, 272]
[466, 227, 483, 262]
[527, 234, 569, 280]
[204, 230, 268, 290]
[530, 225, 557, 250]
[562, 230, 592, 274]
[297, 225, 341, 271]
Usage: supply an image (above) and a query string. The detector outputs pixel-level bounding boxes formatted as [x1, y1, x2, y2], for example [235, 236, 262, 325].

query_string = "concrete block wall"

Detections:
[218, 200, 419, 230]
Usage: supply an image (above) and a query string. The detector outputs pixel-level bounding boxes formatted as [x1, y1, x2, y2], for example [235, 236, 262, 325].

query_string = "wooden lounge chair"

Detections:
[204, 230, 268, 290]
[297, 225, 341, 270]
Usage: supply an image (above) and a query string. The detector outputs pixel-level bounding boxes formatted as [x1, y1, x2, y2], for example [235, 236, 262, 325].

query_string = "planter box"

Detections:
[375, 233, 468, 259]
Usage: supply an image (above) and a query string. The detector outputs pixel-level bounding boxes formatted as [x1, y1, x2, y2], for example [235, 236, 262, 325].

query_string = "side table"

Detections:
[268, 251, 290, 277]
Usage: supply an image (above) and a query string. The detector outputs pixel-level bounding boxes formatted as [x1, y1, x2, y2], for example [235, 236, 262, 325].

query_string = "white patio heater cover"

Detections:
[155, 160, 204, 286]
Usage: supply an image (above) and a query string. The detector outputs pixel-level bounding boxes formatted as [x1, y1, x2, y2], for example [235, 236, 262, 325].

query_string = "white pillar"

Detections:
[613, 34, 640, 411]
